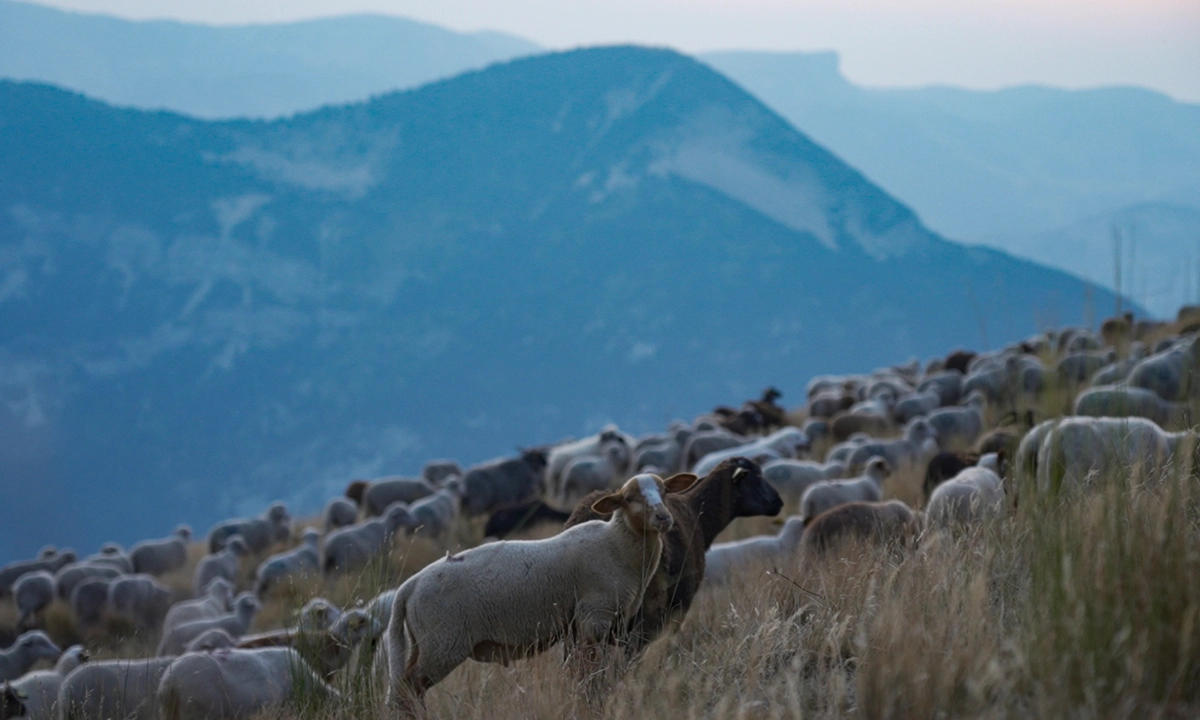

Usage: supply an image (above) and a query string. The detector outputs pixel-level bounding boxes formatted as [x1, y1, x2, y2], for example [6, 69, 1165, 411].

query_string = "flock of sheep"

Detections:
[1, 308, 1198, 719]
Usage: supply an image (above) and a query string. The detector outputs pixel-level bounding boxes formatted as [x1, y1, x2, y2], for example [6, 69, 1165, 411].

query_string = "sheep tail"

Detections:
[386, 579, 418, 707]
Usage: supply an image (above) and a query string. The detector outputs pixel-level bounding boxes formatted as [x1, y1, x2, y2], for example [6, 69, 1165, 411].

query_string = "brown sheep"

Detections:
[565, 456, 783, 654]
[801, 500, 922, 555]
[344, 480, 369, 506]
[943, 349, 977, 375]
[923, 451, 978, 501]
[1101, 312, 1134, 347]
[747, 387, 788, 429]
[830, 412, 892, 443]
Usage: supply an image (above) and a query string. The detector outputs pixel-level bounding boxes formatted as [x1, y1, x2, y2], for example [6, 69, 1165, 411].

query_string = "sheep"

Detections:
[295, 598, 342, 633]
[565, 457, 784, 653]
[0, 632, 61, 682]
[69, 579, 112, 630]
[925, 393, 986, 451]
[761, 459, 845, 512]
[386, 472, 695, 711]
[53, 564, 121, 602]
[484, 500, 573, 539]
[926, 454, 1005, 527]
[57, 657, 175, 720]
[162, 578, 234, 636]
[254, 528, 320, 595]
[460, 447, 549, 517]
[1032, 416, 1194, 494]
[183, 629, 237, 653]
[108, 575, 173, 631]
[1056, 349, 1117, 385]
[3, 645, 88, 720]
[0, 552, 76, 597]
[234, 609, 374, 679]
[207, 503, 291, 554]
[891, 389, 943, 424]
[807, 386, 856, 419]
[633, 426, 692, 473]
[943, 349, 976, 375]
[692, 427, 809, 477]
[826, 433, 872, 466]
[1073, 385, 1188, 427]
[157, 647, 338, 720]
[801, 458, 890, 522]
[362, 476, 436, 517]
[322, 503, 413, 574]
[344, 480, 368, 506]
[681, 428, 750, 470]
[845, 419, 938, 475]
[704, 517, 805, 586]
[558, 442, 631, 505]
[405, 479, 463, 540]
[156, 593, 260, 657]
[829, 410, 892, 442]
[192, 536, 247, 597]
[802, 500, 923, 555]
[545, 426, 634, 500]
[1126, 336, 1199, 402]
[321, 498, 359, 532]
[421, 459, 463, 485]
[917, 370, 964, 407]
[83, 545, 133, 575]
[13, 572, 55, 628]
[923, 451, 979, 501]
[130, 527, 192, 577]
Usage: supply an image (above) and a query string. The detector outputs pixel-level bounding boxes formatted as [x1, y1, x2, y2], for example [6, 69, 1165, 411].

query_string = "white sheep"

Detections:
[926, 453, 1005, 527]
[386, 472, 694, 711]
[0, 552, 76, 598]
[545, 425, 634, 499]
[207, 503, 291, 554]
[322, 503, 413, 574]
[156, 593, 260, 657]
[1073, 385, 1188, 428]
[3, 645, 88, 720]
[761, 459, 845, 512]
[108, 575, 173, 631]
[157, 647, 338, 720]
[845, 419, 938, 475]
[184, 629, 237, 653]
[0, 632, 61, 682]
[362, 477, 436, 517]
[1033, 416, 1194, 494]
[130, 527, 192, 577]
[13, 572, 55, 628]
[53, 564, 121, 602]
[192, 536, 247, 597]
[692, 427, 809, 476]
[83, 545, 133, 575]
[321, 498, 359, 532]
[405, 479, 464, 540]
[558, 443, 631, 505]
[704, 516, 806, 586]
[295, 598, 342, 632]
[925, 393, 985, 451]
[892, 389, 942, 424]
[161, 578, 234, 636]
[57, 657, 174, 720]
[801, 458, 890, 523]
[254, 528, 320, 595]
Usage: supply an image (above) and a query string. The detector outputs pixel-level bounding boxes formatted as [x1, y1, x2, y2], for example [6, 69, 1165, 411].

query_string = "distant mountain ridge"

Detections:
[0, 46, 1122, 558]
[0, 0, 540, 118]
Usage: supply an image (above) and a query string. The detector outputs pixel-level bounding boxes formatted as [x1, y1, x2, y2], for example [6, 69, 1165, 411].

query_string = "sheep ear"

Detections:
[663, 473, 698, 493]
[591, 493, 625, 515]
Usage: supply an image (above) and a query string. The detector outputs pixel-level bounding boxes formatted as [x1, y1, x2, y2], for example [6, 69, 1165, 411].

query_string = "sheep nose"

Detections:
[651, 510, 674, 531]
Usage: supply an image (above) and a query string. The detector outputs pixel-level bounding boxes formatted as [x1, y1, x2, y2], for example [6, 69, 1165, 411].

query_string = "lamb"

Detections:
[545, 426, 634, 500]
[157, 647, 338, 720]
[1073, 385, 1188, 427]
[802, 500, 923, 555]
[206, 503, 291, 554]
[13, 572, 55, 628]
[192, 536, 247, 597]
[845, 419, 938, 475]
[362, 476, 436, 517]
[460, 447, 549, 517]
[162, 578, 234, 636]
[386, 472, 694, 711]
[156, 593, 260, 656]
[130, 527, 192, 577]
[925, 393, 986, 451]
[761, 459, 845, 512]
[69, 578, 112, 630]
[704, 516, 805, 586]
[254, 528, 320, 595]
[405, 479, 464, 540]
[558, 442, 631, 505]
[0, 552, 75, 597]
[108, 575, 173, 631]
[57, 657, 175, 720]
[53, 564, 121, 602]
[565, 457, 783, 653]
[3, 645, 88, 720]
[692, 427, 809, 477]
[0, 632, 61, 682]
[926, 454, 1005, 526]
[322, 503, 413, 574]
[421, 459, 463, 485]
[484, 500, 573, 539]
[800, 458, 890, 522]
[321, 498, 359, 532]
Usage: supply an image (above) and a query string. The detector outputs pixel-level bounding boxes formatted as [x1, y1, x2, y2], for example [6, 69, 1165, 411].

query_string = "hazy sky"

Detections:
[33, 0, 1200, 102]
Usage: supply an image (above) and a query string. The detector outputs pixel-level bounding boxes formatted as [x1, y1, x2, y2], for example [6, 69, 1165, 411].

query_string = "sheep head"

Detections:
[592, 472, 696, 535]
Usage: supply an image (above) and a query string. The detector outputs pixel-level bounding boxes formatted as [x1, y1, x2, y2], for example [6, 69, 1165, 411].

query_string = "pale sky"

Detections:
[33, 0, 1200, 102]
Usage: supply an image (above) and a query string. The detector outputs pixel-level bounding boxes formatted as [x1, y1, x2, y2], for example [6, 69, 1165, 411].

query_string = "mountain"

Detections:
[700, 51, 1200, 316]
[0, 0, 540, 118]
[0, 46, 1122, 559]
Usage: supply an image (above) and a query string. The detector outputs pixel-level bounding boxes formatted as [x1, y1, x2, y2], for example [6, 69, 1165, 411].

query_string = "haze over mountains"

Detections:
[4, 0, 1193, 316]
[0, 46, 1120, 557]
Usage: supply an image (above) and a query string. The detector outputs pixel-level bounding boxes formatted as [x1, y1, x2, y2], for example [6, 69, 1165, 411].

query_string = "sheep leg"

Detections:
[568, 607, 621, 702]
